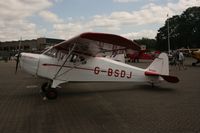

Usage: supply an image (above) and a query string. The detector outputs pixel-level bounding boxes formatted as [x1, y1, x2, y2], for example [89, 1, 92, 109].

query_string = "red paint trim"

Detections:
[144, 71, 159, 76]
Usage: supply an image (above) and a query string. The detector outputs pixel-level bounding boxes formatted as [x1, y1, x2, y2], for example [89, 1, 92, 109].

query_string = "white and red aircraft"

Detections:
[16, 32, 179, 99]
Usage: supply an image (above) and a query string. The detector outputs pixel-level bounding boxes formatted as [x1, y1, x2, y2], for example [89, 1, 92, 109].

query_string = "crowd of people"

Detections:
[170, 50, 187, 70]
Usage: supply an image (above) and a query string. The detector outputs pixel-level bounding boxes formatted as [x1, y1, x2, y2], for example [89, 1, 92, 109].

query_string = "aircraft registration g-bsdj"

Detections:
[16, 32, 179, 99]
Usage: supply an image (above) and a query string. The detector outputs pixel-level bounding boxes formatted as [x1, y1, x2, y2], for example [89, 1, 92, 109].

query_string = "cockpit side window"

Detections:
[44, 48, 86, 64]
[44, 48, 58, 58]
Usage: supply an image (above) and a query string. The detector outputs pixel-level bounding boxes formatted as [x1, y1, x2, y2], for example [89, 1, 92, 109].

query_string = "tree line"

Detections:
[134, 6, 200, 51]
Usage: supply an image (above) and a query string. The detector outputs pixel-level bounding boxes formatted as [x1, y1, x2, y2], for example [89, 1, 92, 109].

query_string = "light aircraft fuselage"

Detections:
[17, 32, 179, 99]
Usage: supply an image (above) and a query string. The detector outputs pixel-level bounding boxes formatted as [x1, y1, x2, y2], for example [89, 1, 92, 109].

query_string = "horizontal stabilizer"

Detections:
[160, 75, 179, 83]
[145, 71, 179, 83]
[145, 53, 179, 83]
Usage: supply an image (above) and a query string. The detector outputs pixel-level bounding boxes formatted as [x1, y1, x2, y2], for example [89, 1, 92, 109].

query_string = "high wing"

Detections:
[53, 32, 141, 57]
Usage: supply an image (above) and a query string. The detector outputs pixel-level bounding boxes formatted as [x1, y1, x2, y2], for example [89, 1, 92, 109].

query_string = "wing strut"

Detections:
[53, 43, 76, 80]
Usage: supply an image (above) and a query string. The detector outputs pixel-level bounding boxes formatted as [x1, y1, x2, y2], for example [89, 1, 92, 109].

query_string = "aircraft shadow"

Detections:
[133, 84, 176, 92]
[10, 83, 177, 99]
[59, 83, 176, 97]
[185, 64, 200, 67]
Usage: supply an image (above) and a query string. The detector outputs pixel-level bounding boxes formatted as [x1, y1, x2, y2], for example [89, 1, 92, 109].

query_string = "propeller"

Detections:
[15, 52, 20, 74]
[15, 37, 22, 74]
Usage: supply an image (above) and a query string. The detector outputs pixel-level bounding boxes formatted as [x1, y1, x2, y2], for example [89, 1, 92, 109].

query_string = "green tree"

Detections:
[156, 6, 200, 51]
[134, 38, 157, 51]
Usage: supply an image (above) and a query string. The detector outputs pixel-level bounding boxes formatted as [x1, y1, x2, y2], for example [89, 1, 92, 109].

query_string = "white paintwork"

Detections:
[106, 54, 125, 63]
[20, 51, 170, 88]
[146, 53, 169, 75]
[20, 53, 40, 75]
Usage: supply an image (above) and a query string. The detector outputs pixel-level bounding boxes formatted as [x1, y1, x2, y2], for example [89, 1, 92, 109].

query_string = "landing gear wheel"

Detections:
[192, 63, 196, 66]
[41, 82, 49, 92]
[45, 88, 58, 100]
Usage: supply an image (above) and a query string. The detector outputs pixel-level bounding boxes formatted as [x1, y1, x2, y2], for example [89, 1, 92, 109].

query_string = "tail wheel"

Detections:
[46, 88, 58, 100]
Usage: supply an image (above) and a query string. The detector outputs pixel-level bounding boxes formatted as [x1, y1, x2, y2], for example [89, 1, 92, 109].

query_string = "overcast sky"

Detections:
[0, 0, 200, 41]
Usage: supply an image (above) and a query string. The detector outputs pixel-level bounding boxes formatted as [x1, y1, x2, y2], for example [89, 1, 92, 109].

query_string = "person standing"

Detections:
[178, 51, 186, 70]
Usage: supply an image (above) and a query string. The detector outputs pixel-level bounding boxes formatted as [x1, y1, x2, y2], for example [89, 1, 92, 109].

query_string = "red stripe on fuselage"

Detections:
[144, 71, 159, 76]
[42, 64, 94, 71]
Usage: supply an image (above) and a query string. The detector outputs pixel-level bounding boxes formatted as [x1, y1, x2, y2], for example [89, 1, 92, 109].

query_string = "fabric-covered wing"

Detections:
[53, 32, 141, 57]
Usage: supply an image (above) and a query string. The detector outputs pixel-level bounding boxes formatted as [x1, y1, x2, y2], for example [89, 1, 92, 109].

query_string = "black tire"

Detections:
[46, 89, 58, 100]
[192, 63, 196, 66]
[41, 82, 48, 92]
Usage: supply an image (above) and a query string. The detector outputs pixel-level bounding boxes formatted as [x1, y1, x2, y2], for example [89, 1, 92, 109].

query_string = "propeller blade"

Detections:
[15, 53, 20, 74]
[15, 37, 22, 74]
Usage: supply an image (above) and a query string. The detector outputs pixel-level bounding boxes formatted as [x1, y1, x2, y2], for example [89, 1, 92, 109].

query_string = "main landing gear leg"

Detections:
[151, 82, 154, 88]
[41, 82, 58, 100]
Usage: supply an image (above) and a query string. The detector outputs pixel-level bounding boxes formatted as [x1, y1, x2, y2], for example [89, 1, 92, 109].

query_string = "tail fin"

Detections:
[146, 53, 169, 75]
[145, 53, 179, 83]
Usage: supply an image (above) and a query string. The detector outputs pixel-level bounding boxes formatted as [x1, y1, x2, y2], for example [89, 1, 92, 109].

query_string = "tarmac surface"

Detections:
[0, 58, 200, 133]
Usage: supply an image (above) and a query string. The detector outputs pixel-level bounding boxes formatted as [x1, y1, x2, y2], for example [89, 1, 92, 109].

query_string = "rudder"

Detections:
[146, 53, 169, 75]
